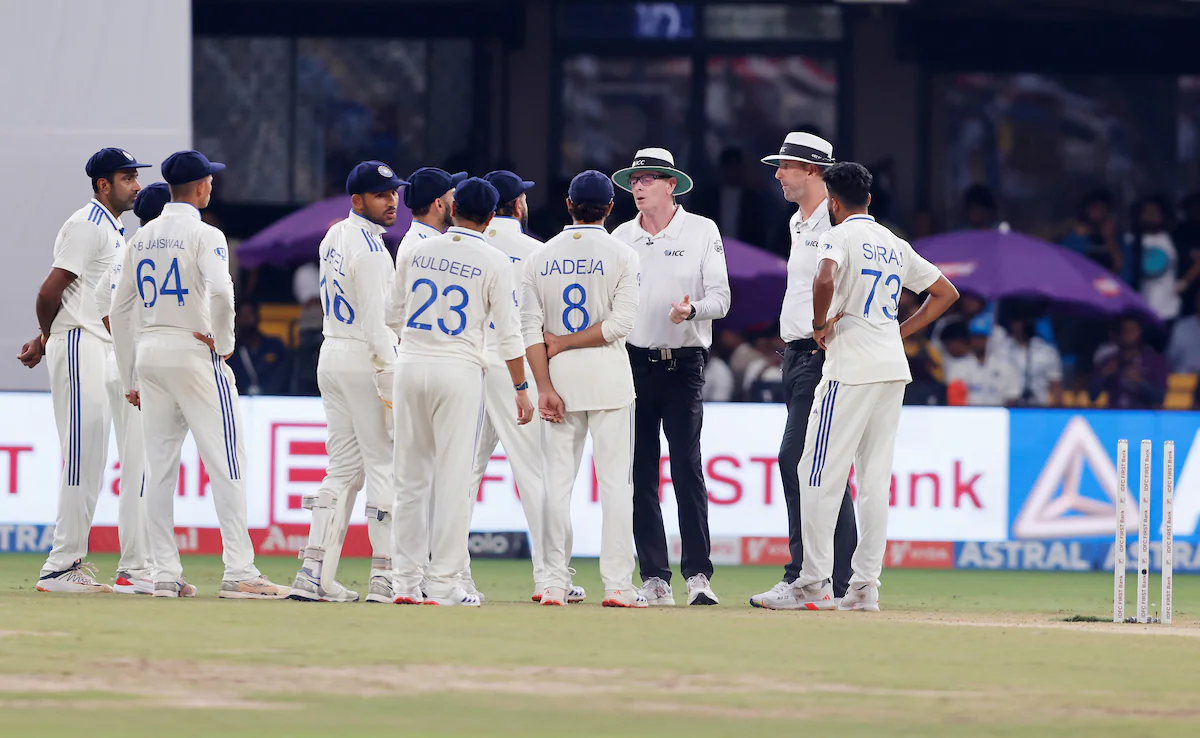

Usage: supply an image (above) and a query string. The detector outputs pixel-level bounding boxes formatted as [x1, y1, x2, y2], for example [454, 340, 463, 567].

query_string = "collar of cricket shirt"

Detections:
[88, 198, 124, 233]
[635, 204, 688, 242]
[842, 214, 876, 224]
[409, 220, 442, 239]
[161, 201, 202, 220]
[486, 216, 524, 238]
[797, 199, 829, 231]
[447, 225, 486, 242]
[348, 209, 386, 235]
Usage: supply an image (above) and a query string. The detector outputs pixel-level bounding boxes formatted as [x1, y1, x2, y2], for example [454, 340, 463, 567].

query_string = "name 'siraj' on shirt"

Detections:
[539, 258, 605, 276]
[410, 253, 484, 280]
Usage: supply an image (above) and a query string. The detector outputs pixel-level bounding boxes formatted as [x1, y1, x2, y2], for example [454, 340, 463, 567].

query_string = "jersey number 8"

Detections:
[562, 283, 589, 333]
[407, 278, 469, 336]
[136, 257, 189, 308]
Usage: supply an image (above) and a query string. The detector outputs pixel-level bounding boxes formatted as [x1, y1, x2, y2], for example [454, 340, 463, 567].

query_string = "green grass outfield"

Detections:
[0, 554, 1198, 737]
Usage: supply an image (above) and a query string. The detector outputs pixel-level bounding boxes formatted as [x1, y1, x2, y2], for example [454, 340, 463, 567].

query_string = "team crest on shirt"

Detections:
[215, 247, 228, 261]
[714, 239, 723, 254]
[377, 165, 394, 178]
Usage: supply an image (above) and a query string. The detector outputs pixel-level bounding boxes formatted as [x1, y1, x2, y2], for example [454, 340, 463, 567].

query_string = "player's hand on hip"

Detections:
[125, 390, 140, 409]
[193, 332, 232, 361]
[543, 331, 563, 359]
[669, 294, 691, 324]
[814, 312, 844, 351]
[515, 389, 535, 425]
[17, 334, 45, 368]
[538, 389, 565, 423]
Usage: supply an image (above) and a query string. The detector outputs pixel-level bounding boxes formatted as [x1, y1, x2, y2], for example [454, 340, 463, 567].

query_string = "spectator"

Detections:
[1167, 292, 1200, 374]
[961, 184, 1000, 230]
[1173, 192, 1200, 316]
[716, 328, 764, 392]
[742, 332, 785, 401]
[1091, 317, 1167, 409]
[899, 292, 946, 405]
[1060, 189, 1123, 275]
[1126, 196, 1181, 322]
[227, 303, 292, 396]
[942, 322, 1020, 407]
[692, 146, 774, 252]
[703, 356, 735, 402]
[996, 307, 1064, 407]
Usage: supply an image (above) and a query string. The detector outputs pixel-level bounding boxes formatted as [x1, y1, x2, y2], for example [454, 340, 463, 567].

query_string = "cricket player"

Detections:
[397, 167, 467, 251]
[751, 132, 858, 609]
[471, 168, 577, 603]
[389, 177, 534, 606]
[523, 170, 646, 608]
[290, 161, 408, 604]
[86, 182, 173, 595]
[21, 148, 149, 593]
[110, 149, 288, 599]
[791, 162, 959, 611]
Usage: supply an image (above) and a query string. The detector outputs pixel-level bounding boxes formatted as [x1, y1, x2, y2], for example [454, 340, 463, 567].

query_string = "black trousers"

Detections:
[778, 341, 857, 597]
[629, 346, 711, 583]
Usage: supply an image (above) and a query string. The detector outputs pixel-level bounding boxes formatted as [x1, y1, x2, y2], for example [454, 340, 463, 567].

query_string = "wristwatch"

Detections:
[685, 304, 697, 321]
[514, 381, 529, 391]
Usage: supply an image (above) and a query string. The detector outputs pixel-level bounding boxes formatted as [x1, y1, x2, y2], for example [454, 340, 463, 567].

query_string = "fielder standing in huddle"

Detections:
[523, 170, 646, 608]
[110, 150, 288, 599]
[467, 169, 569, 602]
[21, 148, 149, 593]
[611, 148, 729, 606]
[791, 163, 958, 611]
[389, 178, 533, 606]
[290, 161, 407, 604]
[397, 167, 467, 251]
[751, 133, 858, 609]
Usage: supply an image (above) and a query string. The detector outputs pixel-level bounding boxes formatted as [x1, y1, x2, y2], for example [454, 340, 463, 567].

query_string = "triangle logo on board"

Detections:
[1012, 416, 1132, 539]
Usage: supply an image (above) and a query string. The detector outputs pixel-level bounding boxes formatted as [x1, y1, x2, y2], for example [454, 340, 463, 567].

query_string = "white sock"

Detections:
[304, 559, 322, 578]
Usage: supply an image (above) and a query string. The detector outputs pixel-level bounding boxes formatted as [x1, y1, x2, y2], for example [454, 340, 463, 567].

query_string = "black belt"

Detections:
[786, 338, 818, 352]
[627, 345, 706, 364]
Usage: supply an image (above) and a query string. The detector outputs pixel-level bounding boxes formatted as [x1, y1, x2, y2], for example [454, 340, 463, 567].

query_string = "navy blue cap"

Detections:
[453, 177, 500, 218]
[133, 182, 171, 223]
[161, 150, 226, 185]
[568, 170, 615, 206]
[85, 148, 151, 178]
[483, 170, 534, 204]
[403, 167, 469, 210]
[346, 160, 407, 195]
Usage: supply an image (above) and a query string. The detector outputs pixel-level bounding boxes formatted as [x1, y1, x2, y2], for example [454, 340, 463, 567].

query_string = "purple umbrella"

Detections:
[720, 237, 788, 332]
[913, 229, 1160, 324]
[237, 196, 413, 269]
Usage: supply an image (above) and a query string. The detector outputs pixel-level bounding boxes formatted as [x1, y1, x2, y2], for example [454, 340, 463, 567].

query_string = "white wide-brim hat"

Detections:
[612, 147, 693, 196]
[761, 132, 836, 167]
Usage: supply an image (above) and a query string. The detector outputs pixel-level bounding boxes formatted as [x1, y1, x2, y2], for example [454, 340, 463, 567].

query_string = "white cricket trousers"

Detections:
[468, 362, 547, 588]
[541, 404, 635, 593]
[42, 328, 111, 574]
[304, 338, 393, 586]
[104, 348, 153, 578]
[797, 379, 905, 587]
[136, 333, 259, 584]
[392, 360, 484, 598]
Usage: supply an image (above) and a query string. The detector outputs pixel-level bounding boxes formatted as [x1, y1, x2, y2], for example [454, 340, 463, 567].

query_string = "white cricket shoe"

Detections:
[425, 587, 482, 607]
[541, 586, 567, 606]
[637, 577, 675, 606]
[153, 579, 198, 598]
[365, 574, 394, 604]
[566, 583, 587, 603]
[461, 577, 486, 603]
[288, 569, 322, 602]
[36, 561, 112, 593]
[793, 580, 838, 611]
[219, 575, 290, 600]
[750, 580, 798, 610]
[113, 571, 154, 595]
[686, 574, 719, 606]
[837, 582, 880, 612]
[601, 589, 649, 608]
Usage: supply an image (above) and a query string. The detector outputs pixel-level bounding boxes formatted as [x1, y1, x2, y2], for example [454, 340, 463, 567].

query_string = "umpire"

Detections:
[750, 132, 857, 610]
[611, 148, 730, 606]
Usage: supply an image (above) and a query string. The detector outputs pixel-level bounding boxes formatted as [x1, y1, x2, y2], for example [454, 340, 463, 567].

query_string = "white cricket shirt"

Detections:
[611, 205, 730, 349]
[50, 198, 127, 342]
[396, 219, 442, 257]
[110, 203, 236, 391]
[780, 200, 831, 342]
[483, 216, 540, 366]
[521, 225, 641, 411]
[391, 226, 523, 368]
[819, 214, 943, 385]
[318, 210, 399, 371]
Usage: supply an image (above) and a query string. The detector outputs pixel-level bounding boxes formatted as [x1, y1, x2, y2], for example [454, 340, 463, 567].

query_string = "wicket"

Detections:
[1113, 439, 1174, 625]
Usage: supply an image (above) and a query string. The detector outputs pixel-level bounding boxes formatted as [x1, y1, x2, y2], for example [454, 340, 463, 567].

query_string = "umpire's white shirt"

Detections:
[111, 203, 235, 391]
[52, 198, 126, 342]
[483, 216, 539, 365]
[318, 210, 399, 370]
[391, 226, 524, 367]
[780, 200, 830, 342]
[819, 214, 943, 385]
[611, 206, 730, 349]
[521, 225, 641, 411]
